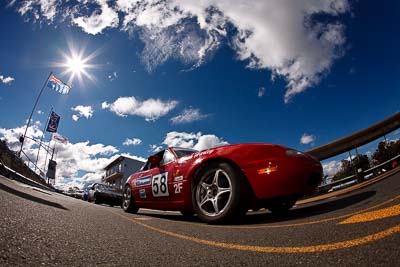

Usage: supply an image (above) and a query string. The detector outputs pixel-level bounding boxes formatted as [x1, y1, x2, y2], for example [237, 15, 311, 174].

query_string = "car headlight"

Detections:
[286, 149, 306, 157]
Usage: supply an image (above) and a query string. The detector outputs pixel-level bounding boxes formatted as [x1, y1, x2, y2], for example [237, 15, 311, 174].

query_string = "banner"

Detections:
[46, 111, 60, 133]
[46, 74, 71, 95]
[46, 160, 57, 179]
[52, 132, 68, 144]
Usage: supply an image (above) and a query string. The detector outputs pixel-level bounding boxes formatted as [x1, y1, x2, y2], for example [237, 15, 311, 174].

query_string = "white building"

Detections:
[103, 155, 144, 189]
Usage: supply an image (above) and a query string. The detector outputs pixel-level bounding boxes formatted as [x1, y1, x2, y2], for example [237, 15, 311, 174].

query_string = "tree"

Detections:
[373, 140, 400, 164]
[353, 154, 370, 171]
[332, 153, 370, 182]
[332, 159, 352, 181]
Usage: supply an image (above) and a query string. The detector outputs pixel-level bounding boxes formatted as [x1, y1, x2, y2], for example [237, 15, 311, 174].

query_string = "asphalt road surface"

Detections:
[1, 170, 399, 266]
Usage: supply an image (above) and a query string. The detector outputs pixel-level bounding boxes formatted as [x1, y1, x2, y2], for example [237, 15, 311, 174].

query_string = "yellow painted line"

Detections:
[110, 210, 400, 253]
[136, 217, 152, 221]
[138, 195, 400, 229]
[340, 204, 400, 224]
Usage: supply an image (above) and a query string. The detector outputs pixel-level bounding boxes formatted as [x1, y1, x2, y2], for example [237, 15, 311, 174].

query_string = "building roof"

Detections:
[104, 154, 145, 170]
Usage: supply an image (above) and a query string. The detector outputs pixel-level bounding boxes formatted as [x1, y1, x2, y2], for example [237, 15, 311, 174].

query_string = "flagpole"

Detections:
[18, 71, 53, 157]
[47, 141, 56, 185]
[34, 107, 53, 172]
[43, 138, 51, 172]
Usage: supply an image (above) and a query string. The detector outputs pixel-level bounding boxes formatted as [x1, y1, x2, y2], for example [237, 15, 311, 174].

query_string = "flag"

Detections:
[46, 74, 71, 94]
[52, 133, 68, 144]
[46, 111, 60, 133]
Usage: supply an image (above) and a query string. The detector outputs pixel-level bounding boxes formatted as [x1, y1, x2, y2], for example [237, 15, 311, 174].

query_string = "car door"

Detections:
[135, 149, 182, 210]
[154, 149, 187, 209]
[132, 162, 155, 206]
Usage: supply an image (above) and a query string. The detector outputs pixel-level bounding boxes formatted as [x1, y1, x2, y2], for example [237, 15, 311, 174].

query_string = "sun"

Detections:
[52, 39, 102, 87]
[67, 55, 86, 75]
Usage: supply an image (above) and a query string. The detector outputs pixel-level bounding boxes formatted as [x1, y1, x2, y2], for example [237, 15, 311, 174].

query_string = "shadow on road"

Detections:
[0, 182, 69, 211]
[138, 190, 376, 225]
[242, 190, 376, 225]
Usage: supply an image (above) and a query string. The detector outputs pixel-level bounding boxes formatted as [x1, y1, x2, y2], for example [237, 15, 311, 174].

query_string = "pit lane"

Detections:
[108, 169, 400, 254]
[1, 169, 399, 266]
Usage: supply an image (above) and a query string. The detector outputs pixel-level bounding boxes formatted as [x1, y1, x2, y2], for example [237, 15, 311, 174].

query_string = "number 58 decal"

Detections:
[152, 173, 169, 197]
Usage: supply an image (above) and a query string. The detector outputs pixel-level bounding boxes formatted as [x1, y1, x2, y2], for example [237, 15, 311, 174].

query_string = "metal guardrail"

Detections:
[306, 112, 400, 161]
[318, 154, 400, 192]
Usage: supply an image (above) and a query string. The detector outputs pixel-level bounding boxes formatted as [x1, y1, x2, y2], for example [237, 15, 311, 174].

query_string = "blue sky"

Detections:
[0, 0, 399, 188]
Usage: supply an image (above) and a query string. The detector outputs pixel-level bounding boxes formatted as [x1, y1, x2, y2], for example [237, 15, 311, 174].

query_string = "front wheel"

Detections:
[122, 185, 139, 213]
[192, 162, 250, 224]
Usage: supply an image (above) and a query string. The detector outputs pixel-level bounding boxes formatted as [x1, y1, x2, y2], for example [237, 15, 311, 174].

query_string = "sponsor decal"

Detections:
[188, 149, 216, 160]
[174, 175, 184, 182]
[135, 176, 151, 187]
[139, 189, 146, 199]
[174, 182, 183, 194]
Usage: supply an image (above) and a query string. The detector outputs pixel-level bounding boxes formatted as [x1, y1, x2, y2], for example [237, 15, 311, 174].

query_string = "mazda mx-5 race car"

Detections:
[122, 144, 323, 223]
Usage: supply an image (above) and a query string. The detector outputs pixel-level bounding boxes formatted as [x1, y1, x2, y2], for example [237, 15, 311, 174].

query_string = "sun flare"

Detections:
[52, 40, 102, 87]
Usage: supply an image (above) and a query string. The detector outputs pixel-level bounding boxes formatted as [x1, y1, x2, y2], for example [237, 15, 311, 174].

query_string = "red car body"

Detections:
[123, 144, 323, 223]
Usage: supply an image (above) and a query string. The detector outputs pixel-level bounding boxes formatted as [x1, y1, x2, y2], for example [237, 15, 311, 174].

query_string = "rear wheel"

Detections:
[94, 194, 100, 204]
[122, 185, 139, 213]
[192, 162, 249, 224]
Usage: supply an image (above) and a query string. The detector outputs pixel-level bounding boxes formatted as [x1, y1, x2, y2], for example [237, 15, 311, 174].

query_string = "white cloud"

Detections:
[108, 71, 118, 81]
[150, 144, 164, 153]
[170, 108, 208, 124]
[119, 0, 350, 101]
[37, 110, 44, 115]
[101, 101, 109, 109]
[102, 96, 178, 121]
[0, 121, 43, 150]
[300, 133, 316, 145]
[0, 74, 15, 85]
[258, 87, 266, 98]
[10, 0, 350, 102]
[0, 123, 146, 189]
[71, 105, 94, 121]
[322, 160, 342, 177]
[15, 0, 58, 23]
[71, 0, 119, 35]
[162, 131, 228, 151]
[123, 137, 142, 146]
[72, 114, 79, 121]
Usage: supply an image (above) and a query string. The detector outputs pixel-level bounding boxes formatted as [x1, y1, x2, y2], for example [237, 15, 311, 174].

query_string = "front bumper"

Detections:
[243, 155, 323, 200]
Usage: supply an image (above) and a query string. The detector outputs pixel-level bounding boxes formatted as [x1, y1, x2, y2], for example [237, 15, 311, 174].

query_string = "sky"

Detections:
[0, 0, 399, 189]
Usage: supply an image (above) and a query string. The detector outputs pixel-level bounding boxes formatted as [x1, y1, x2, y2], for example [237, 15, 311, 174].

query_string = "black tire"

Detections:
[94, 194, 100, 204]
[122, 185, 139, 213]
[267, 197, 297, 215]
[192, 162, 250, 224]
[180, 211, 195, 218]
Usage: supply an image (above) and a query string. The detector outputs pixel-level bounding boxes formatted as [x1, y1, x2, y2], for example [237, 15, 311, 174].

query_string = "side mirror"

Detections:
[148, 155, 161, 166]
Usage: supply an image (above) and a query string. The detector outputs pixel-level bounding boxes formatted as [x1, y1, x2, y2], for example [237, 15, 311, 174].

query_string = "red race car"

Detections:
[122, 144, 323, 223]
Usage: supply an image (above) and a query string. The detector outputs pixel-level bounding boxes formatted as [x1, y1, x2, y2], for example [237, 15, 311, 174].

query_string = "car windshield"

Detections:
[172, 148, 198, 158]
